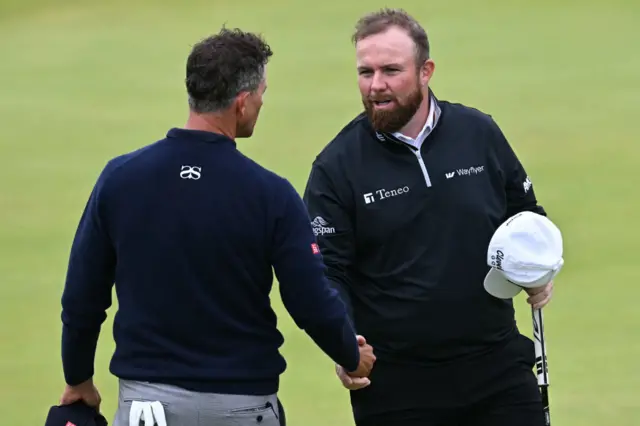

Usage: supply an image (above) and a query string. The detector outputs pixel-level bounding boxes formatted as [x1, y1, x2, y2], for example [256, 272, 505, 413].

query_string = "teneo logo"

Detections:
[180, 165, 202, 180]
[448, 165, 485, 178]
[311, 216, 335, 236]
[377, 186, 410, 200]
[363, 193, 376, 204]
[364, 186, 410, 204]
[490, 249, 505, 270]
[523, 176, 532, 193]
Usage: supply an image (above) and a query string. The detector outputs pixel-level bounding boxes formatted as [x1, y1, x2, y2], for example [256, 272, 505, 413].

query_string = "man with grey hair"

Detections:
[56, 28, 375, 426]
[303, 8, 552, 426]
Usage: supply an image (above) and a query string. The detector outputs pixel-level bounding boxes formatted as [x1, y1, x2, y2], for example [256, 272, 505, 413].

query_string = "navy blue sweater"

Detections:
[60, 128, 360, 395]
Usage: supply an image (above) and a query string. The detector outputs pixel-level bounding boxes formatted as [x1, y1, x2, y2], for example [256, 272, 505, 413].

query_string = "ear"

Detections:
[235, 92, 250, 117]
[421, 59, 435, 87]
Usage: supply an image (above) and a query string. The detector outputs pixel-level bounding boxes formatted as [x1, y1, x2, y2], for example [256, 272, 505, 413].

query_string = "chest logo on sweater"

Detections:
[445, 165, 485, 179]
[363, 185, 410, 204]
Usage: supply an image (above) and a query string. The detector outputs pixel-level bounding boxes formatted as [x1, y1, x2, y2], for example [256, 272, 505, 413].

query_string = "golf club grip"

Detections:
[532, 307, 550, 425]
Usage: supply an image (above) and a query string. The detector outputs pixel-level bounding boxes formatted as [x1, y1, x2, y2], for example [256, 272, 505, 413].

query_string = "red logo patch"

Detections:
[311, 243, 320, 254]
[66, 422, 77, 426]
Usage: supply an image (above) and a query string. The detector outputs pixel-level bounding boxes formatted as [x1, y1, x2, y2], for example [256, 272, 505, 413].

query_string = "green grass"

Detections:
[1, 0, 639, 424]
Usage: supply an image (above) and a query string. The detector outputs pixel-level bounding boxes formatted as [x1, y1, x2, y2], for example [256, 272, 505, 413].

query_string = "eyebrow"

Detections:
[357, 63, 404, 72]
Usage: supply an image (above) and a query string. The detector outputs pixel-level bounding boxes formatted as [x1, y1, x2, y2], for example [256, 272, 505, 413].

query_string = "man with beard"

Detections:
[302, 8, 554, 426]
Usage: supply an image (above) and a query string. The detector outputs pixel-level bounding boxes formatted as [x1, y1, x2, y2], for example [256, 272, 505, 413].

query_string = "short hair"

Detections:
[352, 8, 430, 65]
[185, 28, 273, 113]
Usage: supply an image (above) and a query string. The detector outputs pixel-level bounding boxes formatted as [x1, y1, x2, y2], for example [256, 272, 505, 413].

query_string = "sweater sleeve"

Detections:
[60, 163, 117, 385]
[302, 162, 356, 324]
[489, 117, 547, 220]
[270, 178, 360, 372]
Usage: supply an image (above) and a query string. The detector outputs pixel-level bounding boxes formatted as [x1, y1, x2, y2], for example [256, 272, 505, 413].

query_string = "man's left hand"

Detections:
[59, 379, 101, 410]
[525, 281, 554, 310]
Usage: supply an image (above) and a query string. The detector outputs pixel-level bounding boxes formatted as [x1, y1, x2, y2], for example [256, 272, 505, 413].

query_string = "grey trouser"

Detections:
[113, 379, 281, 426]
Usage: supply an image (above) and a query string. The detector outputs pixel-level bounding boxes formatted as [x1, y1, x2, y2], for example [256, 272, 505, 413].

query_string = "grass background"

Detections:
[1, 0, 639, 424]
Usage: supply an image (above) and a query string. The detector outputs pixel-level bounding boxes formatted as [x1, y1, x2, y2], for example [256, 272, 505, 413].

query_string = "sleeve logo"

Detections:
[311, 216, 335, 236]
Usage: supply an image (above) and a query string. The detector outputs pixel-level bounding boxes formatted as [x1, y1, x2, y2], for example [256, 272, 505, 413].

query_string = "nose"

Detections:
[370, 71, 387, 92]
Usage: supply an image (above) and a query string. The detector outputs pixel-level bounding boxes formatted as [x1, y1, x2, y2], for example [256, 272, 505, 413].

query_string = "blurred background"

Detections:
[1, 0, 638, 424]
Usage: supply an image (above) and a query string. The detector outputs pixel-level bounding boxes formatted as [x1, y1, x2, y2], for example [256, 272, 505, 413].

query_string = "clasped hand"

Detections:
[336, 335, 376, 390]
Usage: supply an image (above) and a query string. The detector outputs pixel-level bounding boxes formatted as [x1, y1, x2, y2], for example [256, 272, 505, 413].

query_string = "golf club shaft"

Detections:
[532, 307, 550, 426]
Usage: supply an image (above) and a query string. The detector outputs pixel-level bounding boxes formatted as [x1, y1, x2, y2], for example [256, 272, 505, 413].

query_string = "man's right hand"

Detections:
[59, 379, 101, 410]
[336, 335, 376, 390]
[350, 335, 376, 377]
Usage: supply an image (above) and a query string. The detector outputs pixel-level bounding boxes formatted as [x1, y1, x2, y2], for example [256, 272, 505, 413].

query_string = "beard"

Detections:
[362, 86, 423, 133]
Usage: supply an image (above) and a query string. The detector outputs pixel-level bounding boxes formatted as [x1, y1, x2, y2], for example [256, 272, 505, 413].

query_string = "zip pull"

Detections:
[413, 150, 432, 187]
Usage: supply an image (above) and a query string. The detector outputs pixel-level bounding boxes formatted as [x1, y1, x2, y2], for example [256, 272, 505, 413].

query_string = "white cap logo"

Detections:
[484, 211, 564, 299]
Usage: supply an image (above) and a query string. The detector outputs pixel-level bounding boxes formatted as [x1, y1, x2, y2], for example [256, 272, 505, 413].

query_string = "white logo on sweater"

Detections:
[445, 165, 485, 179]
[180, 165, 202, 180]
[311, 216, 335, 236]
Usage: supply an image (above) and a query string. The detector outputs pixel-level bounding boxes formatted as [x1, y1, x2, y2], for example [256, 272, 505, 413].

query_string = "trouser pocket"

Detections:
[201, 400, 280, 426]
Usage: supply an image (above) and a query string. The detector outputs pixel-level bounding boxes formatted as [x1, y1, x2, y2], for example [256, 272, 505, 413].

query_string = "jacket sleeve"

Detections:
[490, 118, 547, 219]
[270, 177, 360, 372]
[302, 161, 356, 325]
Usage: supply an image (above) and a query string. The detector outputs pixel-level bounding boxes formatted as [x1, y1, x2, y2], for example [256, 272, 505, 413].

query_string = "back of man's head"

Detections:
[185, 28, 273, 114]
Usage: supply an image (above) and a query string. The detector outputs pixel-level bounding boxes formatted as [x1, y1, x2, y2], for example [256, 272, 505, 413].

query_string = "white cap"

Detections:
[484, 211, 564, 299]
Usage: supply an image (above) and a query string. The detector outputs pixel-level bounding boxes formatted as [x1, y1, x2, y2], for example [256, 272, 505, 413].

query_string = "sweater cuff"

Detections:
[61, 324, 100, 385]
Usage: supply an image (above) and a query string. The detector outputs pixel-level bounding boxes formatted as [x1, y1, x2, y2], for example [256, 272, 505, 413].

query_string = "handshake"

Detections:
[336, 335, 376, 390]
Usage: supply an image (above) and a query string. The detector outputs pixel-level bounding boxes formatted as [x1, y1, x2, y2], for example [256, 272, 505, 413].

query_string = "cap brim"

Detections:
[483, 268, 524, 299]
